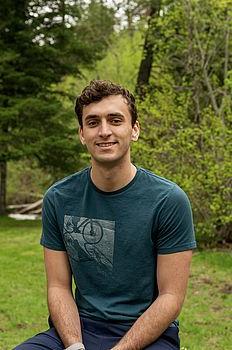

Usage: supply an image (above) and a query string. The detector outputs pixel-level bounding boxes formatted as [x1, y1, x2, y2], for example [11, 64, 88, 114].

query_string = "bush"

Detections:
[132, 96, 231, 246]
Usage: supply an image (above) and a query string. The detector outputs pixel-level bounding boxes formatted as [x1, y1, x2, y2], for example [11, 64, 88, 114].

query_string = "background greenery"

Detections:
[1, 0, 231, 245]
[0, 217, 231, 350]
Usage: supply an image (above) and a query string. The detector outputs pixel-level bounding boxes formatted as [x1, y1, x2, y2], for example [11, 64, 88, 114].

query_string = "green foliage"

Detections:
[130, 0, 232, 245]
[7, 159, 51, 204]
[133, 97, 231, 245]
[91, 30, 143, 91]
[2, 0, 231, 243]
[148, 0, 232, 119]
[75, 0, 115, 65]
[64, 29, 143, 93]
[0, 0, 115, 211]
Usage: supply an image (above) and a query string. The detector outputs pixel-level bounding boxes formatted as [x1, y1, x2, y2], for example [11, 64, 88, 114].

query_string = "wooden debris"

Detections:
[18, 198, 43, 214]
[7, 198, 43, 216]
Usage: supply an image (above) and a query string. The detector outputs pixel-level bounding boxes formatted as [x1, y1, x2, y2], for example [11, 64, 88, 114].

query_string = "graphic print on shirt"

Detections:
[63, 215, 115, 270]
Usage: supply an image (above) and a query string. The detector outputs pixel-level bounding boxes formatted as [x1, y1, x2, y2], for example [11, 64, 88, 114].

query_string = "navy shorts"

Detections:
[13, 316, 180, 350]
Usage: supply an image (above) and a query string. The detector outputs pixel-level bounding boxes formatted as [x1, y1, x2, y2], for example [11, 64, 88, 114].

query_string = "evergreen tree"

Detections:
[0, 0, 115, 214]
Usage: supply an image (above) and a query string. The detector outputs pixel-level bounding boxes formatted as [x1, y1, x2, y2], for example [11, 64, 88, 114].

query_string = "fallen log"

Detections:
[30, 207, 42, 214]
[7, 204, 29, 210]
[18, 198, 43, 214]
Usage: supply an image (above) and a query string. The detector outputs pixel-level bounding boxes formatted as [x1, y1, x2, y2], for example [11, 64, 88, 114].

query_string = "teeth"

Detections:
[98, 143, 116, 147]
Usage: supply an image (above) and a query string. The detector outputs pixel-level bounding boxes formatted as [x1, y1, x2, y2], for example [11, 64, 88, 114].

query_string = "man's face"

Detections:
[79, 95, 139, 166]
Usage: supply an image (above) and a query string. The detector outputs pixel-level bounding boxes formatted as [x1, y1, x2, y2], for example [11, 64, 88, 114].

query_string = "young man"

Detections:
[14, 80, 196, 350]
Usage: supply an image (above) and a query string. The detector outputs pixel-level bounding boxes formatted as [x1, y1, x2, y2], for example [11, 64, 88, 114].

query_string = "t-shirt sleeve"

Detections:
[156, 185, 196, 254]
[40, 187, 66, 251]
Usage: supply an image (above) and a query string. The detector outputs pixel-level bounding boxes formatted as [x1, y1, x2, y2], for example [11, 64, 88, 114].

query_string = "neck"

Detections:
[90, 161, 137, 192]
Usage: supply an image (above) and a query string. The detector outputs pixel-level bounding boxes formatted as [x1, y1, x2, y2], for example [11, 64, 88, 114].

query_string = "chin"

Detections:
[93, 155, 128, 167]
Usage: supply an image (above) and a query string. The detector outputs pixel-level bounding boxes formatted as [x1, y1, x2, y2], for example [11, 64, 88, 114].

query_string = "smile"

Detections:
[96, 142, 117, 148]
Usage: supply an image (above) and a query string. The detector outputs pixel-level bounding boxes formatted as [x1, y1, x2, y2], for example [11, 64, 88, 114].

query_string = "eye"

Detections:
[87, 120, 98, 127]
[111, 118, 122, 124]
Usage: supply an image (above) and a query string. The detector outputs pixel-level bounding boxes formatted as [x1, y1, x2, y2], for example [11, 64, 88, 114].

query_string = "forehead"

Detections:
[82, 95, 131, 118]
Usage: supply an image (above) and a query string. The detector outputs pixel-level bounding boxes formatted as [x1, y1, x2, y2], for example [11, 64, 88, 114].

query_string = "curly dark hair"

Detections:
[75, 80, 138, 127]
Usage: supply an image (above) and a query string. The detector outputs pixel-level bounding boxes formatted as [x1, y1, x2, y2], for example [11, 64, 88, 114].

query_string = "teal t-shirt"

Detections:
[41, 167, 196, 323]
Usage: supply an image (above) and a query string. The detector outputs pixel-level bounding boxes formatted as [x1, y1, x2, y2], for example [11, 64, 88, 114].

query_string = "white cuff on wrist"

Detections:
[65, 342, 85, 350]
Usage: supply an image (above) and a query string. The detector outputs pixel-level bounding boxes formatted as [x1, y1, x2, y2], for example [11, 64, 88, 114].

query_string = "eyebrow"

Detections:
[84, 114, 99, 121]
[108, 113, 124, 118]
[84, 112, 125, 121]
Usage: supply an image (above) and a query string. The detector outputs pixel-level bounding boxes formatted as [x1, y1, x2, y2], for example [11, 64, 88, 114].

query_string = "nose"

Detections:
[98, 120, 112, 138]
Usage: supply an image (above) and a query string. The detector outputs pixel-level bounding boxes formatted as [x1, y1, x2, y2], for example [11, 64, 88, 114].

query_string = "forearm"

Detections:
[112, 293, 181, 350]
[48, 286, 82, 348]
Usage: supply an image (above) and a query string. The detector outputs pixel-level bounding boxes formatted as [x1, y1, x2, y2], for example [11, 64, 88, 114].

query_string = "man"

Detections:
[14, 80, 196, 350]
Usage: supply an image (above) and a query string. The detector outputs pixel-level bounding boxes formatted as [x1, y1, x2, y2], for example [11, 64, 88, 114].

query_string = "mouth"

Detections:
[96, 142, 118, 148]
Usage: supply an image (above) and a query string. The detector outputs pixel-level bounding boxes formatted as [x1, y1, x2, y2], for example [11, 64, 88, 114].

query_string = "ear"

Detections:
[131, 121, 140, 141]
[79, 127, 86, 145]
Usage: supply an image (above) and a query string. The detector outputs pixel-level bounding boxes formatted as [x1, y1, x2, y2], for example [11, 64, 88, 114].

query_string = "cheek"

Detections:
[80, 130, 94, 145]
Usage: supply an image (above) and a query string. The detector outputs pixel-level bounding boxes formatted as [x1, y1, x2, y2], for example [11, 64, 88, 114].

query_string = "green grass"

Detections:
[0, 217, 231, 349]
[0, 217, 47, 349]
[179, 250, 232, 350]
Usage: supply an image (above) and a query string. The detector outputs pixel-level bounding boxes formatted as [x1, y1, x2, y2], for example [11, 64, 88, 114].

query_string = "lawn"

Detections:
[0, 217, 231, 350]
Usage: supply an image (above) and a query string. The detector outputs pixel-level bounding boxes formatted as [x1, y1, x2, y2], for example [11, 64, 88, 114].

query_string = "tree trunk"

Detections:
[136, 1, 161, 98]
[0, 161, 7, 215]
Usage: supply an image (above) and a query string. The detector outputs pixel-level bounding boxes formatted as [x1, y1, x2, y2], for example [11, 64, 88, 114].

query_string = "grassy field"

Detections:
[0, 217, 231, 350]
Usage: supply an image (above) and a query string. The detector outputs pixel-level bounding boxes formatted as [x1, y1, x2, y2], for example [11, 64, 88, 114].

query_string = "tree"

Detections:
[70, 29, 143, 92]
[0, 0, 115, 214]
[132, 0, 232, 244]
[136, 0, 162, 98]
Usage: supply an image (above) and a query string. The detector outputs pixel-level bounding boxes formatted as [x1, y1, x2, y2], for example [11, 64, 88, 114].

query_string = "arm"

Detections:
[44, 247, 83, 348]
[111, 250, 193, 350]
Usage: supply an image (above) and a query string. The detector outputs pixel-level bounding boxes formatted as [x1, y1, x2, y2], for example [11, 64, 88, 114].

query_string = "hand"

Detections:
[65, 343, 85, 350]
